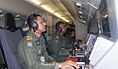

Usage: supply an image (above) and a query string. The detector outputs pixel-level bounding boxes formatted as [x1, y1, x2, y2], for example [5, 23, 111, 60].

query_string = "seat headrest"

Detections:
[5, 12, 17, 32]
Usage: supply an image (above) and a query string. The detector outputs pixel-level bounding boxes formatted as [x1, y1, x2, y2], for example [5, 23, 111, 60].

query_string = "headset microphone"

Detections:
[55, 27, 62, 34]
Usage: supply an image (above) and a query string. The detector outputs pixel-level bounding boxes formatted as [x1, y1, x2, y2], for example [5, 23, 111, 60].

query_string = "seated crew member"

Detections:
[18, 13, 79, 69]
[50, 21, 73, 62]
[67, 28, 76, 44]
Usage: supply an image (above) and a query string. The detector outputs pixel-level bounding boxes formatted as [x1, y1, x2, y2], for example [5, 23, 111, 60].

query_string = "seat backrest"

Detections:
[0, 39, 7, 68]
[5, 12, 17, 32]
[0, 12, 23, 69]
[0, 29, 22, 69]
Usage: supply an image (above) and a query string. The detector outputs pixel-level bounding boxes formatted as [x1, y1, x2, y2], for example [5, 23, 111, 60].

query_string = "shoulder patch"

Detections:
[27, 35, 32, 41]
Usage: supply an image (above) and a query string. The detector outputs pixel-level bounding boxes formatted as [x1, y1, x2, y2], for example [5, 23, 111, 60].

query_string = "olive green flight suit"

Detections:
[50, 34, 73, 62]
[18, 31, 57, 69]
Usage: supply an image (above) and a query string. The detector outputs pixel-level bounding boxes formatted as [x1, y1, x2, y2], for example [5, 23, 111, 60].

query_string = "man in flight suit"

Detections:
[18, 13, 79, 69]
[50, 21, 73, 62]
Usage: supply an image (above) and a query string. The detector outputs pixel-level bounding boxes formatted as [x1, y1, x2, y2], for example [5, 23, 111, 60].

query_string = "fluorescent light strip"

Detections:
[78, 11, 83, 14]
[27, 0, 70, 22]
[65, 20, 69, 22]
[30, 0, 41, 5]
[61, 17, 66, 21]
[76, 3, 82, 6]
[54, 13, 61, 18]
[104, 15, 108, 18]
[41, 5, 68, 22]
[41, 5, 54, 13]
[61, 17, 69, 22]
[54, 13, 69, 22]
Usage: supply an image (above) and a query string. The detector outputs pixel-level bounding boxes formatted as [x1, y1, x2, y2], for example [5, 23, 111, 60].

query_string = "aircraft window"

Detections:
[101, 17, 111, 37]
[99, 0, 111, 37]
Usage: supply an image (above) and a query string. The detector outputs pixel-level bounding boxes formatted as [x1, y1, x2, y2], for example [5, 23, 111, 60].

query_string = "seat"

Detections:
[0, 12, 23, 69]
[0, 40, 7, 69]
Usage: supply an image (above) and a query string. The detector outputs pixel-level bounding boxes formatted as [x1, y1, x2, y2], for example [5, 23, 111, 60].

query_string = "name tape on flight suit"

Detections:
[27, 42, 33, 47]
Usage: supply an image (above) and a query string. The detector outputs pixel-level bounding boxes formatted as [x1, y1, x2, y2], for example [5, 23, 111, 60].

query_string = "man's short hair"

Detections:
[55, 21, 65, 30]
[27, 13, 41, 30]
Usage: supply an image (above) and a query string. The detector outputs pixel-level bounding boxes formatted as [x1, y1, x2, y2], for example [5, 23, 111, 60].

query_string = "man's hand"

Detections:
[58, 60, 79, 69]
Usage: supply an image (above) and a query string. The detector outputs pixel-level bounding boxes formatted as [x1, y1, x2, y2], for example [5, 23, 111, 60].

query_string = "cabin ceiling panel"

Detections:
[0, 0, 102, 23]
[25, 0, 74, 22]
[0, 0, 46, 16]
[60, 0, 78, 19]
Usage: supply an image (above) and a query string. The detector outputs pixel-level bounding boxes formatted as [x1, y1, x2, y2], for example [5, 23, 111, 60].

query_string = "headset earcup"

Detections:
[56, 23, 62, 32]
[32, 22, 38, 31]
[58, 27, 62, 32]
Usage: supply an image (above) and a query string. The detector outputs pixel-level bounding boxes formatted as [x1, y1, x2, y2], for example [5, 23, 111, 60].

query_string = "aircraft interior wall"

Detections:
[113, 0, 118, 41]
[85, 0, 118, 42]
[0, 0, 39, 16]
[75, 20, 88, 40]
[106, 0, 118, 41]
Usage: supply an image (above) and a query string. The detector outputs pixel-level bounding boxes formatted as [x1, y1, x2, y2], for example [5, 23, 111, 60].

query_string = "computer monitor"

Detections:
[85, 34, 97, 53]
[92, 39, 118, 69]
[89, 37, 114, 67]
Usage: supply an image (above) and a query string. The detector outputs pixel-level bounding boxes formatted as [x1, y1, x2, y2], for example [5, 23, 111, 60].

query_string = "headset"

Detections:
[28, 13, 41, 32]
[32, 21, 38, 32]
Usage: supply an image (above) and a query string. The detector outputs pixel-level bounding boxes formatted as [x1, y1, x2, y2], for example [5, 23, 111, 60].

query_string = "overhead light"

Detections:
[54, 13, 69, 22]
[0, 10, 4, 17]
[54, 13, 61, 18]
[16, 15, 20, 18]
[80, 16, 83, 18]
[104, 15, 108, 18]
[82, 20, 86, 23]
[0, 10, 2, 14]
[41, 5, 54, 13]
[26, 0, 71, 23]
[14, 15, 20, 20]
[41, 5, 69, 22]
[30, 0, 41, 5]
[65, 20, 69, 23]
[76, 3, 82, 6]
[78, 11, 83, 14]
[61, 17, 69, 22]
[61, 17, 66, 21]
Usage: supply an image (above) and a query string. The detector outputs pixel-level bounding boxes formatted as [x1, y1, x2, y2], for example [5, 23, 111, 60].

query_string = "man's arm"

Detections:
[18, 40, 56, 69]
